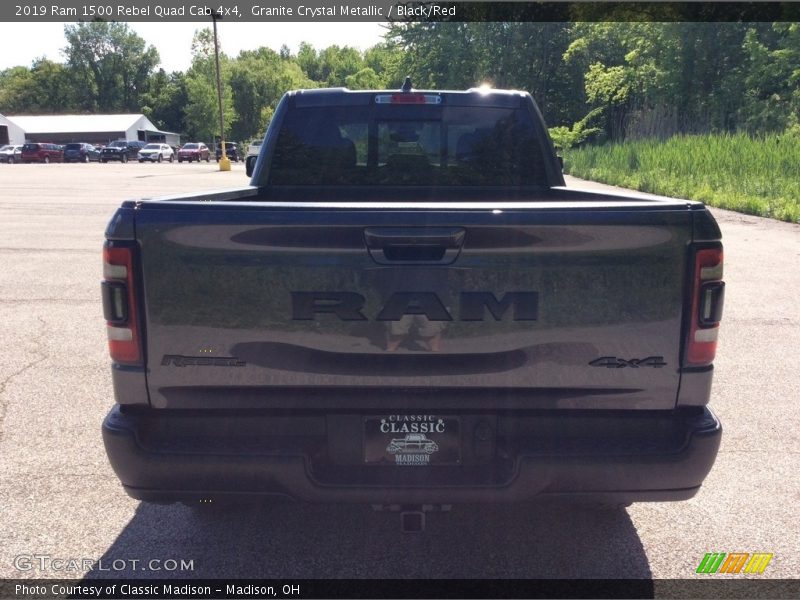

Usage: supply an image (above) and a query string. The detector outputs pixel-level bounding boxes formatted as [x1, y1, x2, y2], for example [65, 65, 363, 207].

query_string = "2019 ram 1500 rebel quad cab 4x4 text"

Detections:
[102, 84, 724, 511]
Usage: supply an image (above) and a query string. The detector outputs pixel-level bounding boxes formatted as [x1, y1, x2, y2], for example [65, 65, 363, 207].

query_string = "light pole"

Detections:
[211, 10, 231, 172]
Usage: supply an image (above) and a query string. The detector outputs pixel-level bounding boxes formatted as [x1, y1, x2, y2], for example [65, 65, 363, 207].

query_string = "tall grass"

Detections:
[564, 133, 800, 223]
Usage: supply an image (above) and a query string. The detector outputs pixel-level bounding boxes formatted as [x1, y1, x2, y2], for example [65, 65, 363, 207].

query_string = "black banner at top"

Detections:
[2, 2, 800, 23]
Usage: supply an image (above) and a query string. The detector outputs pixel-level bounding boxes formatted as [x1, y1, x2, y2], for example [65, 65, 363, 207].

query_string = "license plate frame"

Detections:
[363, 415, 461, 466]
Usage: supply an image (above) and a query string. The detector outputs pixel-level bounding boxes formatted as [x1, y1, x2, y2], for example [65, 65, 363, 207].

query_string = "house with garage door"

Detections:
[1, 114, 180, 147]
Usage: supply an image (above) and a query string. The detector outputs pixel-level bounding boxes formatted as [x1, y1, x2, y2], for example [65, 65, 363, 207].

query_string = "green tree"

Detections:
[385, 23, 577, 123]
[63, 22, 159, 112]
[315, 45, 364, 86]
[296, 42, 321, 81]
[0, 67, 32, 113]
[229, 47, 315, 141]
[345, 68, 382, 90]
[386, 23, 480, 89]
[548, 107, 605, 151]
[0, 60, 78, 114]
[184, 28, 236, 144]
[564, 23, 678, 138]
[141, 70, 188, 135]
[363, 43, 403, 88]
[738, 24, 800, 132]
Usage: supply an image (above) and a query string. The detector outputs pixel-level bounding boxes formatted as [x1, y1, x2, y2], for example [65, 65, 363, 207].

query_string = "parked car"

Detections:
[245, 140, 262, 176]
[138, 143, 175, 163]
[21, 142, 63, 163]
[215, 142, 239, 162]
[0, 145, 22, 163]
[100, 140, 146, 163]
[178, 142, 210, 163]
[63, 143, 100, 163]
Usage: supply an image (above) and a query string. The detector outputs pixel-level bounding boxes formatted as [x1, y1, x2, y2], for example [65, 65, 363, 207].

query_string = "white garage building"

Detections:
[0, 113, 27, 146]
[1, 114, 180, 147]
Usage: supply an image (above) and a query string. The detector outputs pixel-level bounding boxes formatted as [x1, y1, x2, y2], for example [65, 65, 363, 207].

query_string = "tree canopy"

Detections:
[2, 22, 798, 146]
[63, 22, 160, 112]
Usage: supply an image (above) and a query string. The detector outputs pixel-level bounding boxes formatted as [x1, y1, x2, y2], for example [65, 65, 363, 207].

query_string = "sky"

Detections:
[0, 22, 388, 72]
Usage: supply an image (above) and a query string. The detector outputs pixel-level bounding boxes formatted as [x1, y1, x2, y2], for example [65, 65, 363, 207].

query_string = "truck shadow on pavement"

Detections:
[85, 499, 653, 581]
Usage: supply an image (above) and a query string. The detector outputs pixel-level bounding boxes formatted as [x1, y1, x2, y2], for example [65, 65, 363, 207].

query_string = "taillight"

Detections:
[102, 242, 141, 364]
[685, 246, 725, 366]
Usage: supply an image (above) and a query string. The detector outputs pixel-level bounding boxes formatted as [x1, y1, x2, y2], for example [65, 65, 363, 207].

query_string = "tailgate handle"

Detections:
[364, 227, 465, 265]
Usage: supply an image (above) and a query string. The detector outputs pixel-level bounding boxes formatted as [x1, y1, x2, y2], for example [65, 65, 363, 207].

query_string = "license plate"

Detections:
[364, 415, 460, 465]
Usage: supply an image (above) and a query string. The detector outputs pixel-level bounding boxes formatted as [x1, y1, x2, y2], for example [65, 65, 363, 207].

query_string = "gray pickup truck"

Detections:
[102, 84, 724, 515]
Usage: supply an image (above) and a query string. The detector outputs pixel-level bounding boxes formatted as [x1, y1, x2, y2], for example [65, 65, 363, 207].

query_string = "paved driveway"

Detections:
[0, 165, 796, 594]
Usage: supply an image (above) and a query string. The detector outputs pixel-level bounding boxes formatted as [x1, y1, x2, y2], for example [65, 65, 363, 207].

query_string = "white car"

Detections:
[245, 140, 262, 177]
[138, 143, 174, 163]
[0, 144, 23, 163]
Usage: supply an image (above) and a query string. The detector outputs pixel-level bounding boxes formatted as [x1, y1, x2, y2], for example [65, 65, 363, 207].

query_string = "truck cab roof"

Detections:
[289, 86, 530, 109]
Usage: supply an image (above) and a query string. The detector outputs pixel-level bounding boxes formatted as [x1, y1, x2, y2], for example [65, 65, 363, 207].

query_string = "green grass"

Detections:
[563, 133, 800, 223]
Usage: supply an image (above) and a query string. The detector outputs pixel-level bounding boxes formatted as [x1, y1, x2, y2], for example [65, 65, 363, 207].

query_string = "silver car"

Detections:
[138, 143, 175, 163]
[0, 145, 23, 163]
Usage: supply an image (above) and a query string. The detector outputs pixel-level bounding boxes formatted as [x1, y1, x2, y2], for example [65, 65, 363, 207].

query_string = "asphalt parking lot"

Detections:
[0, 163, 797, 592]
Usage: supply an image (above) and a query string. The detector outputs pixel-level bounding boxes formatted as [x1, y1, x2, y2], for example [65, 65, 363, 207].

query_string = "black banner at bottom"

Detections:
[1, 579, 799, 599]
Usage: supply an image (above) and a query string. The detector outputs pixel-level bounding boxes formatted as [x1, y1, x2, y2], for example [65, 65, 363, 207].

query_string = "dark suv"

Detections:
[21, 143, 63, 163]
[215, 142, 239, 162]
[100, 140, 146, 163]
[64, 143, 100, 163]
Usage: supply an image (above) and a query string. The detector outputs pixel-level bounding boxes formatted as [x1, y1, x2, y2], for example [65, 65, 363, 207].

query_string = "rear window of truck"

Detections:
[268, 104, 547, 187]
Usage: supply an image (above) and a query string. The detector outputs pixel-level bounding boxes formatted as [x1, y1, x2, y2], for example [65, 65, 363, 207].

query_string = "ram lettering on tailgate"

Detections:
[291, 291, 539, 321]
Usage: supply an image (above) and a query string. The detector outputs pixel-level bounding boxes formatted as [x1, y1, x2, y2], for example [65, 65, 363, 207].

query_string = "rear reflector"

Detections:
[700, 262, 723, 281]
[107, 327, 133, 342]
[103, 263, 128, 279]
[693, 328, 719, 344]
[103, 243, 141, 365]
[686, 246, 724, 366]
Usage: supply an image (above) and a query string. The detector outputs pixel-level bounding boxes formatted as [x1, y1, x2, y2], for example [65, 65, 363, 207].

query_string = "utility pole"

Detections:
[211, 10, 231, 172]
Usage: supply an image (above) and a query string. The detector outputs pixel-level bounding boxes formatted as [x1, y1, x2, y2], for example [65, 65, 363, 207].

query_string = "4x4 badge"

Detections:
[589, 356, 667, 369]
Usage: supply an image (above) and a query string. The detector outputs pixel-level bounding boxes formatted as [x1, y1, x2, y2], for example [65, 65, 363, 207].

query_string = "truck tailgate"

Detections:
[135, 196, 692, 411]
